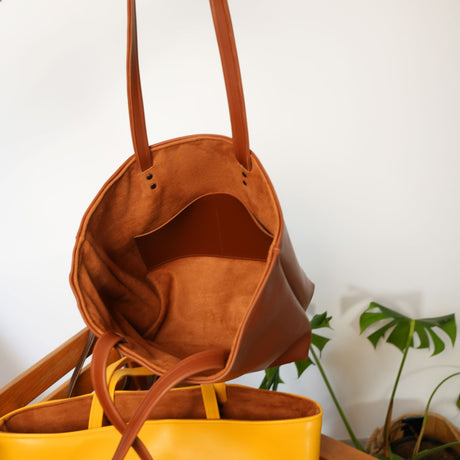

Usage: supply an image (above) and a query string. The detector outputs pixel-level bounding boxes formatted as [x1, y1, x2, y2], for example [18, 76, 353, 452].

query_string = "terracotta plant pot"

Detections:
[366, 412, 460, 459]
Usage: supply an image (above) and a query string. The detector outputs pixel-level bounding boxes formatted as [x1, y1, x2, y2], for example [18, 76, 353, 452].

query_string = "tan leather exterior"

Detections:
[70, 0, 314, 410]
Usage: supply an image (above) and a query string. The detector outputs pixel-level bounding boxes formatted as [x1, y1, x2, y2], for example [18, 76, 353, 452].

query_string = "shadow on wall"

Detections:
[339, 286, 424, 318]
[318, 287, 426, 438]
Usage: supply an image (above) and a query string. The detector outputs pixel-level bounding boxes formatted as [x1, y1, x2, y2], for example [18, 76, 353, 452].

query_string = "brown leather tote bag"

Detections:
[70, 1, 314, 458]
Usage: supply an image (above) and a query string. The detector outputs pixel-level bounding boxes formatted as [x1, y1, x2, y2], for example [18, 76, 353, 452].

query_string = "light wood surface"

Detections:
[320, 435, 375, 459]
[0, 328, 90, 416]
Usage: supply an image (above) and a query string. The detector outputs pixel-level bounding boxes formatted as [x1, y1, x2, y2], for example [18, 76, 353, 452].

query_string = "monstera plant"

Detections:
[260, 302, 460, 460]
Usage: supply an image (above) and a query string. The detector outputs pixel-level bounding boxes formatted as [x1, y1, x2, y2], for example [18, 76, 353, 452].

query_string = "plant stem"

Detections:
[412, 371, 460, 457]
[383, 319, 416, 457]
[310, 347, 365, 451]
[412, 441, 460, 460]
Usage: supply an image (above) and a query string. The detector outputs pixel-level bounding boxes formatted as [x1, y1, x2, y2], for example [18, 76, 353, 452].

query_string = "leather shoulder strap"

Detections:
[91, 333, 153, 460]
[209, 0, 250, 169]
[127, 0, 251, 171]
[91, 332, 227, 460]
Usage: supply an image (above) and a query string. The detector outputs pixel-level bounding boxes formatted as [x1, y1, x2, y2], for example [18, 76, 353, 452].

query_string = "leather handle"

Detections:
[112, 348, 227, 460]
[209, 0, 250, 169]
[89, 364, 223, 429]
[127, 0, 151, 171]
[91, 332, 227, 460]
[127, 0, 251, 171]
[91, 333, 153, 460]
[88, 356, 129, 429]
[200, 384, 221, 420]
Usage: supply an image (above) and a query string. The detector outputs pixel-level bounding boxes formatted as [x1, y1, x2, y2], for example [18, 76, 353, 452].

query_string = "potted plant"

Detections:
[260, 302, 460, 459]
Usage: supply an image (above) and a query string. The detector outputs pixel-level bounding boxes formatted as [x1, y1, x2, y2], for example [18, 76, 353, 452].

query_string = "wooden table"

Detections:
[0, 329, 375, 459]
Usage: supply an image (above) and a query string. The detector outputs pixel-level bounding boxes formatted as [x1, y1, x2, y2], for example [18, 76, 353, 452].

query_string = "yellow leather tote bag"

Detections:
[0, 381, 322, 459]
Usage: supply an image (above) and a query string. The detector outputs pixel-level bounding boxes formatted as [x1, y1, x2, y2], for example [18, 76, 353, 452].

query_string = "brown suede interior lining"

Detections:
[74, 137, 279, 371]
[0, 386, 320, 434]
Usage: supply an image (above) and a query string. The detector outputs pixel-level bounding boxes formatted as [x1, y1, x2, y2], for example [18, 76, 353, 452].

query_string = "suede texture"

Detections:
[71, 134, 314, 381]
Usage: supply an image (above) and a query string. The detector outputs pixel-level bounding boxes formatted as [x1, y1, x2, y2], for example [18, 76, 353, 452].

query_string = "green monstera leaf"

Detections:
[260, 312, 332, 391]
[295, 311, 332, 378]
[360, 302, 456, 355]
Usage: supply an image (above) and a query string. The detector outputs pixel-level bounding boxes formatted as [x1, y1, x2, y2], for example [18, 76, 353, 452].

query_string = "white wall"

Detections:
[1, 0, 459, 440]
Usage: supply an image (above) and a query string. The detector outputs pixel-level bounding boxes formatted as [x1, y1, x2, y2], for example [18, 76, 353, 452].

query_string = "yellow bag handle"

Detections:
[88, 358, 227, 429]
[88, 356, 129, 429]
[200, 382, 227, 419]
[200, 384, 220, 420]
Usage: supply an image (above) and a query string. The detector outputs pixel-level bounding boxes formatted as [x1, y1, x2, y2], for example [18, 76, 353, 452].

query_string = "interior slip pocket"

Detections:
[134, 193, 273, 270]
